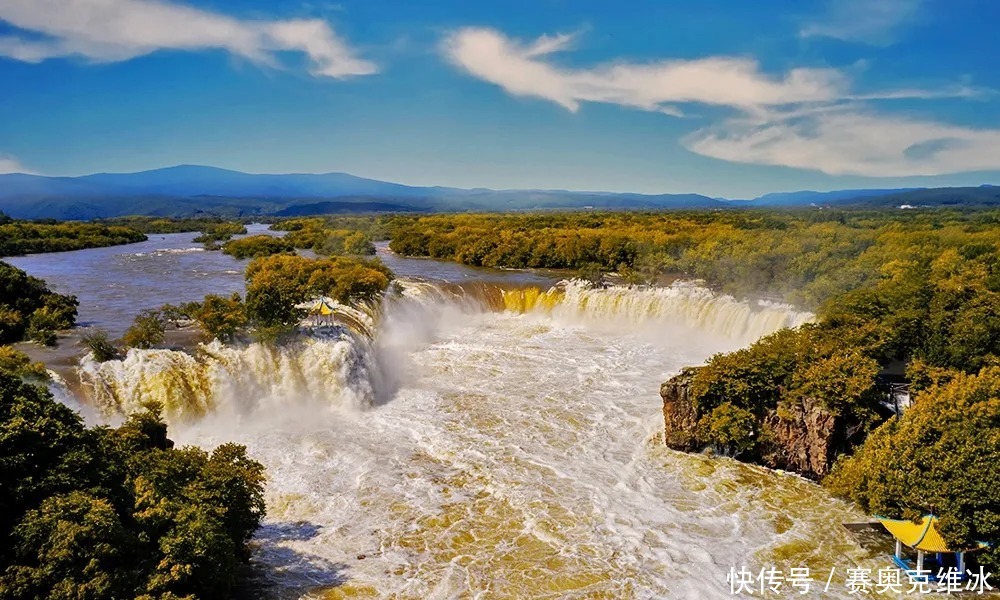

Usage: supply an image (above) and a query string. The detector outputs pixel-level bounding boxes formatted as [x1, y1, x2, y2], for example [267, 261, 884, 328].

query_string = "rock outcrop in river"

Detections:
[661, 370, 848, 478]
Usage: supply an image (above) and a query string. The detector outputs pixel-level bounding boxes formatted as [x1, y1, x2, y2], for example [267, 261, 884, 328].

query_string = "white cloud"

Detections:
[0, 0, 375, 78]
[443, 27, 848, 113]
[800, 0, 924, 45]
[443, 26, 1000, 178]
[0, 155, 32, 174]
[687, 110, 1000, 177]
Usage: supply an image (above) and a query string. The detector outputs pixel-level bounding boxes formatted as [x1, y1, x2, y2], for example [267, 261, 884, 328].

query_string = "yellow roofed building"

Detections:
[878, 515, 987, 580]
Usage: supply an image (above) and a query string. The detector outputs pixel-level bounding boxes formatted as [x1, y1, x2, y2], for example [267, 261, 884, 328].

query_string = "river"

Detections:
[7, 232, 882, 599]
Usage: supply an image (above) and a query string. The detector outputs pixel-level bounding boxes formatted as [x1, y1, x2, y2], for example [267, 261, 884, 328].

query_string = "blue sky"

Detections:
[1, 0, 999, 197]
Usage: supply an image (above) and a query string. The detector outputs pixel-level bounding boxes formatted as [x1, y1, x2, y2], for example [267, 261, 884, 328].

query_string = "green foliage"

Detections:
[221, 234, 294, 259]
[0, 261, 78, 344]
[81, 330, 121, 363]
[271, 217, 377, 256]
[0, 347, 48, 380]
[121, 309, 166, 350]
[192, 221, 248, 246]
[101, 216, 248, 236]
[697, 403, 760, 456]
[825, 367, 1000, 570]
[0, 220, 146, 257]
[189, 294, 247, 343]
[4, 491, 135, 599]
[0, 376, 266, 599]
[238, 254, 390, 342]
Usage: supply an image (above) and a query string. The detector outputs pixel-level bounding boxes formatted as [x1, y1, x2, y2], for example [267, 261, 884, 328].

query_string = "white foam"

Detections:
[77, 283, 872, 598]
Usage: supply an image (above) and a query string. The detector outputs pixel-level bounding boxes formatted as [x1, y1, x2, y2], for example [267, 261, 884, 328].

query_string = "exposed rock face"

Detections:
[763, 398, 841, 478]
[660, 373, 699, 451]
[660, 370, 846, 479]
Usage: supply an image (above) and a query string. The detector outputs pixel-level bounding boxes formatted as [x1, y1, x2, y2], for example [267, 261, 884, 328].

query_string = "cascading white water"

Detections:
[501, 280, 813, 345]
[76, 280, 874, 600]
[79, 329, 378, 424]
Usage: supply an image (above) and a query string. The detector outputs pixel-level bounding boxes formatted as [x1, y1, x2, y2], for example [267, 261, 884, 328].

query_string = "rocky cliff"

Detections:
[660, 370, 852, 479]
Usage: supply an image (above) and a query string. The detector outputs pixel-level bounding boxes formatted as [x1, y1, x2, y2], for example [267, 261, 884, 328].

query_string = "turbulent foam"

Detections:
[396, 279, 812, 346]
[72, 279, 863, 599]
[502, 280, 813, 344]
[164, 305, 873, 599]
[79, 330, 377, 424]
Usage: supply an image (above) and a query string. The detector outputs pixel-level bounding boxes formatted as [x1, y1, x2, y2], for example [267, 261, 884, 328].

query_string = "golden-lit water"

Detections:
[78, 281, 884, 599]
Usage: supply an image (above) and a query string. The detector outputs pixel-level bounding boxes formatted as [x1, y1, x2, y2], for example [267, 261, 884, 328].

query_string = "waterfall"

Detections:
[79, 329, 378, 424]
[500, 280, 813, 344]
[79, 279, 810, 424]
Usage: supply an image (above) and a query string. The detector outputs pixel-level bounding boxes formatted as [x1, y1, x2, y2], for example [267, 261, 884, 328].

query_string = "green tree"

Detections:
[825, 366, 1000, 570]
[2, 492, 135, 599]
[81, 330, 121, 362]
[0, 379, 266, 599]
[121, 309, 166, 350]
[0, 261, 78, 344]
[191, 294, 247, 343]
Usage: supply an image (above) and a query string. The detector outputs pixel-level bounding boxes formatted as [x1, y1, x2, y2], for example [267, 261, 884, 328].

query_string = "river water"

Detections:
[6, 232, 882, 599]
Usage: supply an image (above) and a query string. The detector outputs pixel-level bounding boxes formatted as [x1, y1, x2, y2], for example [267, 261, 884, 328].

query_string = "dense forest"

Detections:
[0, 373, 266, 599]
[0, 213, 146, 257]
[386, 209, 1000, 567]
[386, 210, 1000, 307]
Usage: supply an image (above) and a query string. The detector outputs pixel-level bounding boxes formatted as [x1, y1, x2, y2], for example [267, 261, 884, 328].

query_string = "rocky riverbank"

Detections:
[661, 369, 861, 479]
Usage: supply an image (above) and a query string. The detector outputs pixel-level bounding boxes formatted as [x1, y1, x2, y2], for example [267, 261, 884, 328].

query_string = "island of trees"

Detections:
[0, 213, 147, 257]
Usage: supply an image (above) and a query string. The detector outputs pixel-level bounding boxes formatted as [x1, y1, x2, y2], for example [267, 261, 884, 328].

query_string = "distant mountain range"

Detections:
[0, 165, 998, 219]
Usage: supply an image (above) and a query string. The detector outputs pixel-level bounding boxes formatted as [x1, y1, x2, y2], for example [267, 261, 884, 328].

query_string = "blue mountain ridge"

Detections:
[1, 164, 994, 219]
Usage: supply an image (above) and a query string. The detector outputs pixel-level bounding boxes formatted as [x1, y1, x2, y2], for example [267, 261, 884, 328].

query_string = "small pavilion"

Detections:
[306, 296, 338, 326]
[878, 515, 987, 581]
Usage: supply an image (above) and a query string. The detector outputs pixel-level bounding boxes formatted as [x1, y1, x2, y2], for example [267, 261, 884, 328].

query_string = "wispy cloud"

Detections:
[443, 27, 847, 114]
[0, 0, 375, 78]
[444, 26, 1000, 177]
[800, 0, 924, 45]
[0, 154, 32, 174]
[687, 110, 1000, 177]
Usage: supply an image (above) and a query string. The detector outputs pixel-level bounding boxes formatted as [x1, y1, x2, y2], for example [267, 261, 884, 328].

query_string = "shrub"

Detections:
[121, 309, 165, 349]
[698, 403, 759, 456]
[81, 330, 121, 362]
[0, 347, 48, 379]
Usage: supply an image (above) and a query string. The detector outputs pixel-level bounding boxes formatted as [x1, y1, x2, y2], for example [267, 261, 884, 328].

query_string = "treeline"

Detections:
[0, 261, 77, 345]
[97, 216, 252, 235]
[96, 216, 249, 250]
[387, 210, 1000, 308]
[0, 213, 146, 257]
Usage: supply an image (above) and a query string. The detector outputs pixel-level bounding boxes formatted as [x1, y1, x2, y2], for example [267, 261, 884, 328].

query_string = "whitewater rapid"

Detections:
[77, 282, 877, 599]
